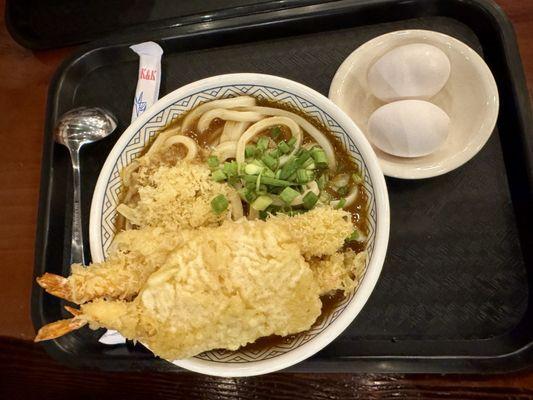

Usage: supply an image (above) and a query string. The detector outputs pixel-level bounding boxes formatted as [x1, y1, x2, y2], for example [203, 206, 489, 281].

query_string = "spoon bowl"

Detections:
[56, 107, 117, 147]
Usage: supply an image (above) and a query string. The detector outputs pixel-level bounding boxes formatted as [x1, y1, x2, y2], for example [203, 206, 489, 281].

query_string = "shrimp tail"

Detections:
[36, 273, 72, 301]
[34, 317, 87, 342]
[64, 305, 82, 317]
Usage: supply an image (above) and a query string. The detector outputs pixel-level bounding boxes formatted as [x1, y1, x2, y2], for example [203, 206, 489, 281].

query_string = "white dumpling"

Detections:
[367, 100, 450, 158]
[367, 43, 451, 102]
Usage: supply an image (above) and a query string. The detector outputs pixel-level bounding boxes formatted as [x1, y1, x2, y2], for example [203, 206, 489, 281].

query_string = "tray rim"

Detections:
[32, 0, 533, 374]
[4, 0, 331, 50]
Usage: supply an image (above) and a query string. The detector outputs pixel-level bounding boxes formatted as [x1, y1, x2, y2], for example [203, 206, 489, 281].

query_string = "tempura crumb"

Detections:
[117, 160, 236, 230]
[309, 250, 367, 295]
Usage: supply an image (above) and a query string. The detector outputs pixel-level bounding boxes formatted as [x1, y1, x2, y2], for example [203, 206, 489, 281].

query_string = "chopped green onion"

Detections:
[352, 173, 363, 185]
[305, 162, 316, 170]
[262, 154, 278, 171]
[245, 181, 256, 191]
[246, 191, 258, 203]
[287, 136, 296, 147]
[227, 176, 240, 187]
[302, 157, 314, 169]
[278, 140, 290, 154]
[346, 229, 361, 242]
[223, 161, 238, 176]
[317, 174, 328, 190]
[311, 148, 328, 168]
[251, 195, 273, 211]
[244, 164, 263, 175]
[297, 149, 311, 162]
[266, 205, 281, 214]
[279, 187, 300, 204]
[279, 159, 296, 180]
[296, 169, 314, 184]
[245, 145, 256, 159]
[207, 155, 219, 169]
[251, 159, 266, 168]
[302, 191, 319, 210]
[211, 169, 227, 182]
[257, 184, 268, 195]
[257, 136, 270, 151]
[242, 175, 259, 184]
[337, 186, 348, 196]
[275, 169, 282, 179]
[238, 188, 257, 203]
[242, 175, 294, 187]
[211, 194, 228, 214]
[259, 210, 269, 220]
[262, 168, 276, 178]
[269, 148, 281, 159]
[334, 198, 346, 209]
[256, 170, 263, 192]
[254, 147, 264, 158]
[270, 126, 282, 139]
[269, 186, 284, 195]
[279, 151, 311, 180]
[297, 148, 312, 158]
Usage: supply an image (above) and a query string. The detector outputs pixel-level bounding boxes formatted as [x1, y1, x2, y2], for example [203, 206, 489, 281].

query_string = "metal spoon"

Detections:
[55, 107, 118, 265]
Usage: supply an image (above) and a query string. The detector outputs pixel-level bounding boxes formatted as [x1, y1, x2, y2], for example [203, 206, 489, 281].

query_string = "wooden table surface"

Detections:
[1, 1, 533, 398]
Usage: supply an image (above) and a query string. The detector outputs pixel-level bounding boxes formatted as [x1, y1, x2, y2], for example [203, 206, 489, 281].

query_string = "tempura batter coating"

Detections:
[38, 207, 354, 304]
[73, 219, 322, 360]
[276, 207, 354, 258]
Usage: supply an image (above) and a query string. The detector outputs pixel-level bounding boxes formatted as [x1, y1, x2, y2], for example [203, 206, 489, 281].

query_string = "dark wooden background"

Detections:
[1, 0, 533, 398]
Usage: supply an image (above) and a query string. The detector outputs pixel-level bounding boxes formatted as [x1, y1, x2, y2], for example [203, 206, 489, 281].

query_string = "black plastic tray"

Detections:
[33, 0, 533, 373]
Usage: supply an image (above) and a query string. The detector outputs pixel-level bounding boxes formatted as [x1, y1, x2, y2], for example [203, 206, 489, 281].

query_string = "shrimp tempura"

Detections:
[38, 227, 187, 303]
[37, 207, 354, 304]
[36, 219, 322, 361]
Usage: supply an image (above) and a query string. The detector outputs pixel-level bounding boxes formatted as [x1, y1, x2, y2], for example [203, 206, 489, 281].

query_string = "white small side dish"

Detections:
[329, 29, 499, 179]
[89, 73, 390, 377]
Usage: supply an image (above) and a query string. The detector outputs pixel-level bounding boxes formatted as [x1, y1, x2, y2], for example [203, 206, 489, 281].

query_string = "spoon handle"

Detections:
[68, 148, 86, 266]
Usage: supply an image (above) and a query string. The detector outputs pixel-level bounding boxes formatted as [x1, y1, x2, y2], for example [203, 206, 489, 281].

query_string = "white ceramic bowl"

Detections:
[329, 30, 499, 179]
[89, 73, 390, 376]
